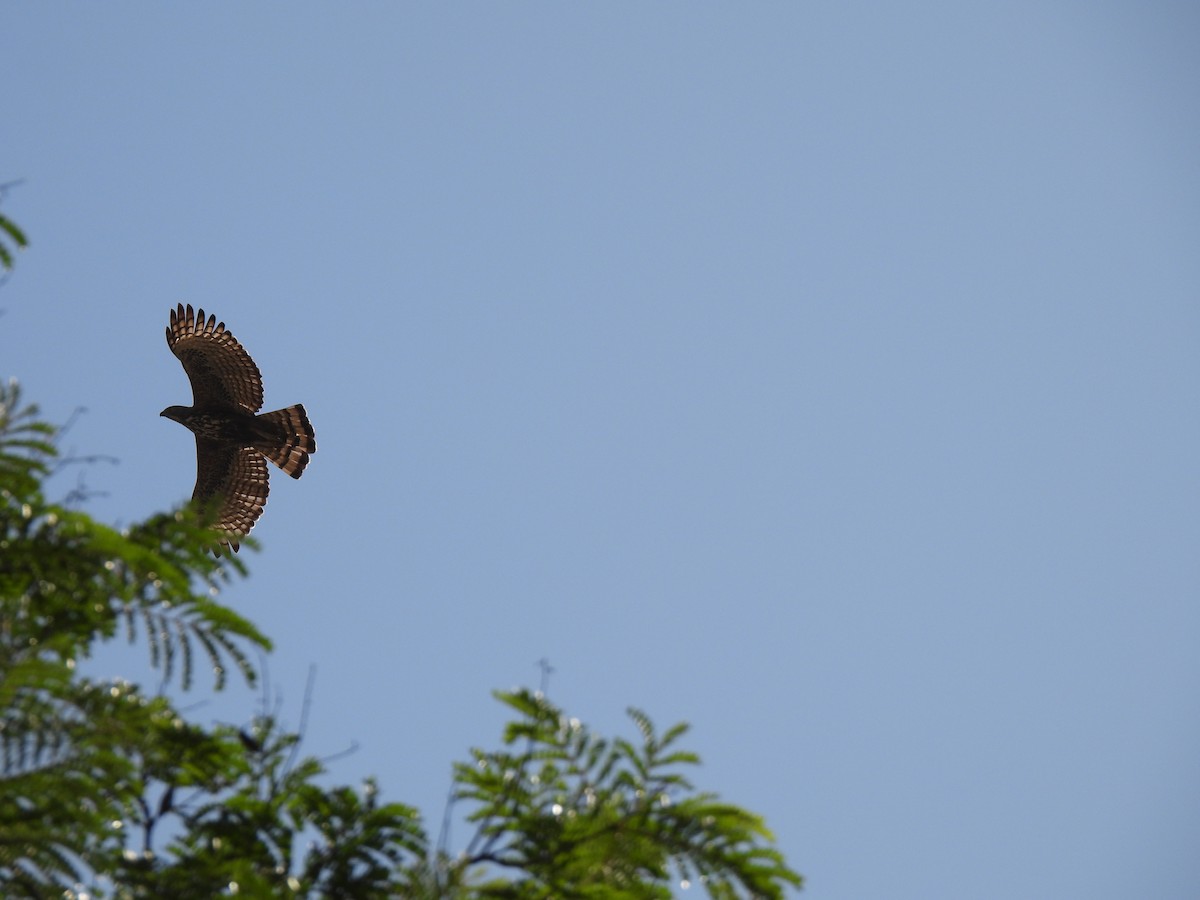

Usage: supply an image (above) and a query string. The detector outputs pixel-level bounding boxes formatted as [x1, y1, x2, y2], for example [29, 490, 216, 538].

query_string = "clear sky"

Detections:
[3, 5, 1199, 898]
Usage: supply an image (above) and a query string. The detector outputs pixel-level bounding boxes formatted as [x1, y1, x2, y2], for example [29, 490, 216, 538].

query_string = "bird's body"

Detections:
[161, 408, 258, 442]
[161, 304, 315, 552]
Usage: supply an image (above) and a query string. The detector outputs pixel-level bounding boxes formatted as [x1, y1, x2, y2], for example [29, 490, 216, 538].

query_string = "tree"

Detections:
[0, 223, 802, 898]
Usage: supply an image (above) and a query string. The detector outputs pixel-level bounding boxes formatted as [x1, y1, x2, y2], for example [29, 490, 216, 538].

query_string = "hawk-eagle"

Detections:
[161, 303, 316, 552]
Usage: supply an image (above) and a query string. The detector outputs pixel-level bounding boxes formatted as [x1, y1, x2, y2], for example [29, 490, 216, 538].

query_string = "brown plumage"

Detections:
[161, 303, 315, 553]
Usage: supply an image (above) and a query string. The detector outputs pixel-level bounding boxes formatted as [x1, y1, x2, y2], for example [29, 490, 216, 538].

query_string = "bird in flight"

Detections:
[161, 304, 316, 553]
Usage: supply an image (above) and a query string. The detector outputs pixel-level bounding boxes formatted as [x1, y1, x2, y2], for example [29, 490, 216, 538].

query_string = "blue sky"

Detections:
[4, 4, 1199, 898]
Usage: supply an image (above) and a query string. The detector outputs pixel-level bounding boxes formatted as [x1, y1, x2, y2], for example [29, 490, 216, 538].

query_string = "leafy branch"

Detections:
[0, 180, 27, 274]
[451, 689, 802, 899]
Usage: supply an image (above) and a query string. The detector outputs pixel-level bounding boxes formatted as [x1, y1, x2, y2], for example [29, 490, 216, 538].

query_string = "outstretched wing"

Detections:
[192, 437, 270, 553]
[166, 303, 264, 413]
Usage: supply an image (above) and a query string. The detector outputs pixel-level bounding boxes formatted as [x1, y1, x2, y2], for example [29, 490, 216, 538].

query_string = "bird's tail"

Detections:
[253, 404, 316, 478]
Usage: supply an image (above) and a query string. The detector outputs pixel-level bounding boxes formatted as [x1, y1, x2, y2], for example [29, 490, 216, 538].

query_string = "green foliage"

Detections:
[0, 378, 801, 898]
[0, 215, 26, 271]
[0, 182, 27, 272]
[451, 690, 801, 899]
[0, 379, 275, 894]
[108, 717, 427, 899]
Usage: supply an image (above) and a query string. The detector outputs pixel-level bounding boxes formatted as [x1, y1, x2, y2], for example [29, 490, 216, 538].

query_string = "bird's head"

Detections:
[160, 405, 189, 424]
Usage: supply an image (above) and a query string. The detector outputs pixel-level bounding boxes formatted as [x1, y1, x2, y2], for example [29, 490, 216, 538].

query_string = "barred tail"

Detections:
[253, 404, 316, 478]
